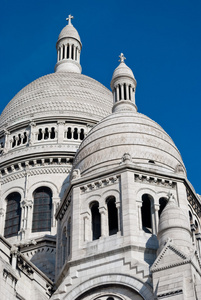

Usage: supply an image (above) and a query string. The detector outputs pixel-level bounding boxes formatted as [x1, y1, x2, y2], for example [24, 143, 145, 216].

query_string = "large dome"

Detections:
[0, 72, 112, 128]
[74, 109, 186, 176]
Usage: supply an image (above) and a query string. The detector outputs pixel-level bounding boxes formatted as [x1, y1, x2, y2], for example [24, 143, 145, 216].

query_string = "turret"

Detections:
[55, 15, 82, 73]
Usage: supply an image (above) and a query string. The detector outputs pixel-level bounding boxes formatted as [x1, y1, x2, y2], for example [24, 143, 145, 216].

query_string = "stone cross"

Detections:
[119, 53, 126, 63]
[66, 14, 74, 25]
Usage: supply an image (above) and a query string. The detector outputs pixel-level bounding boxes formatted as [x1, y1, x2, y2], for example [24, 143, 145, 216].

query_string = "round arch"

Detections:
[57, 274, 154, 300]
[27, 180, 59, 200]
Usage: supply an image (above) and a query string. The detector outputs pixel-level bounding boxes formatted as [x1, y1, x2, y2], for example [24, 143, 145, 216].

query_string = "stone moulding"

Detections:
[80, 175, 119, 193]
[135, 174, 176, 188]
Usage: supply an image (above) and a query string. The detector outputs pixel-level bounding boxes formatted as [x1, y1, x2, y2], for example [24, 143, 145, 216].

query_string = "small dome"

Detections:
[58, 24, 81, 44]
[73, 110, 186, 177]
[158, 195, 192, 254]
[111, 54, 136, 88]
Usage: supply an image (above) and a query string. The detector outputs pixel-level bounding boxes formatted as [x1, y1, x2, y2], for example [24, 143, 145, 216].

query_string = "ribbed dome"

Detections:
[74, 110, 186, 176]
[111, 62, 136, 82]
[0, 72, 112, 128]
[58, 24, 81, 44]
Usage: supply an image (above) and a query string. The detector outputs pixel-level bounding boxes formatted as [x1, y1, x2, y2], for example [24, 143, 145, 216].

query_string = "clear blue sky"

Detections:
[0, 0, 201, 193]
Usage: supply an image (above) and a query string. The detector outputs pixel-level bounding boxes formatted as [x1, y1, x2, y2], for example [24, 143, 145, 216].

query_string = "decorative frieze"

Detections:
[80, 175, 119, 193]
[134, 174, 176, 188]
[186, 187, 201, 217]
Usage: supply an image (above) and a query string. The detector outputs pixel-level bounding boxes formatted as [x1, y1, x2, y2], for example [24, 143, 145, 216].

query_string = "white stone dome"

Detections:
[74, 109, 186, 176]
[111, 61, 136, 82]
[58, 23, 81, 44]
[0, 72, 112, 128]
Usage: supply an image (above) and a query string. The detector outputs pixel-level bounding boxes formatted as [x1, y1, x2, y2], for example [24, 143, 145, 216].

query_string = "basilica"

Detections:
[0, 16, 201, 300]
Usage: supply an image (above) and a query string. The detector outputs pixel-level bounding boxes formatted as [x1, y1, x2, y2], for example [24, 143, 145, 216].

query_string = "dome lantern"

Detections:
[110, 53, 137, 113]
[55, 15, 82, 73]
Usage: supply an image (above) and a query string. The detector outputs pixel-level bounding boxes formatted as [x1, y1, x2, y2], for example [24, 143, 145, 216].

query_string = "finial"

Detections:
[66, 14, 74, 25]
[119, 53, 126, 63]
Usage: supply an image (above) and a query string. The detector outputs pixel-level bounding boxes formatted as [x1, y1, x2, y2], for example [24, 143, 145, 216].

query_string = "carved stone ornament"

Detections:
[72, 168, 80, 180]
[175, 164, 185, 174]
[120, 152, 132, 164]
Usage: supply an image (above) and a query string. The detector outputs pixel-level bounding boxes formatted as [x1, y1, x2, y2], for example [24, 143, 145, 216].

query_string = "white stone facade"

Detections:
[0, 16, 201, 300]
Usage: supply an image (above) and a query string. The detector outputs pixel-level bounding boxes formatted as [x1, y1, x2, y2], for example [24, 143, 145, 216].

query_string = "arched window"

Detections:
[123, 83, 127, 100]
[62, 227, 67, 265]
[73, 128, 78, 140]
[12, 136, 16, 148]
[158, 197, 168, 218]
[119, 84, 122, 100]
[32, 187, 52, 232]
[67, 127, 72, 139]
[67, 218, 71, 256]
[107, 196, 118, 235]
[23, 132, 27, 144]
[80, 129, 84, 140]
[4, 192, 21, 238]
[67, 44, 69, 59]
[50, 127, 55, 139]
[38, 129, 42, 140]
[71, 45, 74, 59]
[189, 211, 193, 224]
[91, 201, 101, 240]
[44, 128, 49, 140]
[141, 194, 153, 233]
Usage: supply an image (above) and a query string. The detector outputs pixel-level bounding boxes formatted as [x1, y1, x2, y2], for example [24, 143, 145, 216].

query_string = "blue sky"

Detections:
[0, 0, 201, 193]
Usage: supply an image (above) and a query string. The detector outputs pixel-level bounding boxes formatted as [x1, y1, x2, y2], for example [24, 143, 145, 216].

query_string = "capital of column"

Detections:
[99, 206, 107, 215]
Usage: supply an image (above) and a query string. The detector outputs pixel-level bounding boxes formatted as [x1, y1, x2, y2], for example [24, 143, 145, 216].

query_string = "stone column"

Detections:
[121, 84, 124, 100]
[57, 121, 65, 144]
[60, 45, 63, 59]
[82, 212, 90, 242]
[4, 129, 10, 152]
[99, 206, 108, 237]
[154, 204, 160, 234]
[69, 44, 72, 59]
[196, 233, 201, 257]
[64, 44, 67, 59]
[115, 201, 121, 232]
[52, 198, 60, 227]
[116, 85, 120, 101]
[136, 201, 142, 230]
[0, 208, 5, 235]
[126, 84, 129, 100]
[73, 45, 76, 60]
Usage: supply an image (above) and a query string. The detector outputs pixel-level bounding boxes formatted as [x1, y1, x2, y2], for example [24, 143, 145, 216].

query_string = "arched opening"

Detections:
[63, 45, 65, 59]
[158, 197, 168, 218]
[141, 194, 153, 233]
[75, 47, 78, 60]
[91, 201, 101, 240]
[195, 220, 199, 234]
[4, 192, 21, 238]
[128, 85, 131, 100]
[17, 134, 21, 145]
[32, 187, 52, 232]
[189, 211, 193, 224]
[38, 129, 42, 140]
[107, 196, 118, 235]
[123, 83, 127, 100]
[71, 44, 74, 59]
[44, 128, 49, 140]
[67, 127, 72, 139]
[67, 44, 69, 59]
[80, 129, 84, 140]
[114, 87, 117, 102]
[23, 132, 27, 144]
[50, 127, 55, 139]
[62, 227, 67, 265]
[119, 84, 122, 100]
[67, 218, 71, 256]
[73, 128, 78, 140]
[12, 136, 16, 147]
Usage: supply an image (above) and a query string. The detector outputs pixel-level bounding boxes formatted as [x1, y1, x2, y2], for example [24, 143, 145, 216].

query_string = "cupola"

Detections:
[157, 194, 192, 255]
[110, 53, 137, 112]
[55, 15, 82, 73]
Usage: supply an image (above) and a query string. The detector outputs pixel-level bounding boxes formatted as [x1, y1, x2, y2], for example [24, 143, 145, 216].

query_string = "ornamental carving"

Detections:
[80, 175, 119, 193]
[186, 187, 201, 217]
[135, 174, 176, 188]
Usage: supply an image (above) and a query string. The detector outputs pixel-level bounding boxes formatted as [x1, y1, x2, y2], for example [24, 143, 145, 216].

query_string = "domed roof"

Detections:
[73, 109, 186, 176]
[112, 62, 135, 81]
[0, 72, 112, 128]
[58, 24, 81, 44]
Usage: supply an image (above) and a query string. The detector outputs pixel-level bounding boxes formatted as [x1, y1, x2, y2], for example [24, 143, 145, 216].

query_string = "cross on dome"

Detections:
[66, 14, 74, 25]
[119, 53, 126, 63]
